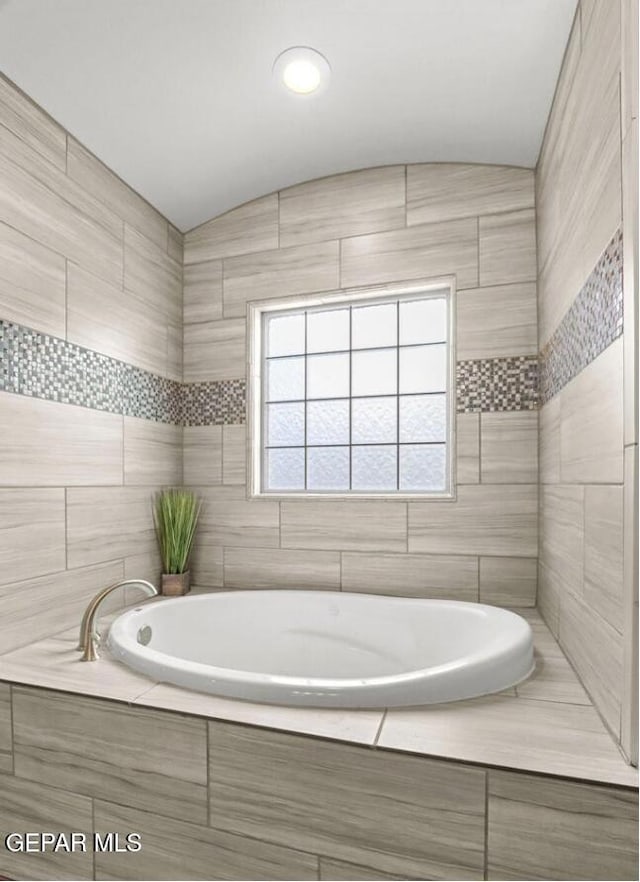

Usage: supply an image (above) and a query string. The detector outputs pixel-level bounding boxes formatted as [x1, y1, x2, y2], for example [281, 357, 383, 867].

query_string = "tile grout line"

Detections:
[373, 709, 387, 746]
[483, 769, 489, 880]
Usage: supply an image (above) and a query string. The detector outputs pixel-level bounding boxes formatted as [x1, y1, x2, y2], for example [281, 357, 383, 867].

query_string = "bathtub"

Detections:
[107, 590, 534, 708]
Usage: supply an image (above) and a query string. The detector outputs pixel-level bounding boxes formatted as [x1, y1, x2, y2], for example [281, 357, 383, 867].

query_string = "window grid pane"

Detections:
[262, 293, 449, 493]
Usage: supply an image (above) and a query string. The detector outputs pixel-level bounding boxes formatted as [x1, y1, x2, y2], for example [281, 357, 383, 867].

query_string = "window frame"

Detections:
[247, 277, 457, 500]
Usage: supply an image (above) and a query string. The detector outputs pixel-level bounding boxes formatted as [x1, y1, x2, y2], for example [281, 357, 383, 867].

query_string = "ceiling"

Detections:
[0, 0, 577, 231]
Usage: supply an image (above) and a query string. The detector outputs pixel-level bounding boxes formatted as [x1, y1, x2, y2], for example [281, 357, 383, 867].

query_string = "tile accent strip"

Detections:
[182, 379, 247, 426]
[456, 356, 539, 414]
[539, 229, 623, 404]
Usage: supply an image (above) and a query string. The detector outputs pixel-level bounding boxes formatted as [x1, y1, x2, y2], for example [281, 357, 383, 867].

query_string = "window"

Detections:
[248, 281, 454, 497]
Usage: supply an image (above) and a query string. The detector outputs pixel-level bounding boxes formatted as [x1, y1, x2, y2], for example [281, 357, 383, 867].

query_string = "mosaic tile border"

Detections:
[182, 379, 246, 426]
[456, 356, 539, 413]
[539, 229, 623, 404]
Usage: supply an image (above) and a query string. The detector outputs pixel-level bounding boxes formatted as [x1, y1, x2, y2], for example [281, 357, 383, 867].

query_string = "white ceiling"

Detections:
[0, 0, 577, 231]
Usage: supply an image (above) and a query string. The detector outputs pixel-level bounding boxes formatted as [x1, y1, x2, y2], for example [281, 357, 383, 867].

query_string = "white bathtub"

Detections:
[107, 590, 534, 708]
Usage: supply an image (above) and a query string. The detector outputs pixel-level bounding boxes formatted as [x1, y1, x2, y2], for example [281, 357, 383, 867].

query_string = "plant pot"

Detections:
[161, 571, 191, 596]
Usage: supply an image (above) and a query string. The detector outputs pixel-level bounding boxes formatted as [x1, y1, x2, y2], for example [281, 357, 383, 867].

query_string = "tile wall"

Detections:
[536, 0, 638, 756]
[0, 75, 183, 655]
[183, 163, 540, 603]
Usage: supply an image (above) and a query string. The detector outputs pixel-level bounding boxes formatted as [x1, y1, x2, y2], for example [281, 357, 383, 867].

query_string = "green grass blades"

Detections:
[153, 489, 202, 574]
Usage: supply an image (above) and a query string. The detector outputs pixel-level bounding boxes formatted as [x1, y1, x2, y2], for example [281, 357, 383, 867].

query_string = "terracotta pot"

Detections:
[161, 571, 191, 596]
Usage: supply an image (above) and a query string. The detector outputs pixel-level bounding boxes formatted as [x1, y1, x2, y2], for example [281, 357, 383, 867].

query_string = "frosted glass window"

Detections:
[307, 353, 350, 399]
[352, 348, 397, 396]
[307, 400, 350, 445]
[352, 397, 397, 444]
[399, 344, 447, 394]
[257, 287, 452, 494]
[307, 308, 350, 353]
[308, 446, 350, 490]
[266, 402, 305, 446]
[352, 303, 397, 349]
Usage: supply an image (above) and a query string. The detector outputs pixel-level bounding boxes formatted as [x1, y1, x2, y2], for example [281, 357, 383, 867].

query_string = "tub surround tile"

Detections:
[13, 686, 209, 824]
[456, 412, 480, 483]
[123, 551, 162, 593]
[222, 423, 246, 484]
[281, 500, 407, 553]
[123, 417, 182, 486]
[0, 75, 67, 171]
[183, 317, 246, 383]
[190, 536, 224, 588]
[279, 166, 406, 247]
[184, 193, 279, 263]
[183, 424, 222, 485]
[0, 219, 66, 338]
[408, 484, 537, 557]
[457, 282, 537, 360]
[479, 557, 536, 607]
[223, 547, 341, 591]
[340, 217, 478, 290]
[94, 799, 318, 881]
[538, 396, 561, 484]
[184, 259, 223, 323]
[515, 653, 591, 705]
[0, 487, 66, 587]
[124, 224, 182, 324]
[0, 772, 93, 881]
[479, 209, 536, 286]
[406, 164, 534, 226]
[0, 560, 125, 656]
[319, 858, 418, 881]
[584, 484, 624, 633]
[134, 683, 383, 745]
[167, 223, 183, 262]
[222, 240, 339, 318]
[515, 608, 565, 659]
[341, 552, 478, 600]
[0, 683, 11, 772]
[480, 411, 538, 484]
[539, 484, 584, 598]
[198, 486, 279, 549]
[207, 721, 486, 880]
[487, 771, 639, 882]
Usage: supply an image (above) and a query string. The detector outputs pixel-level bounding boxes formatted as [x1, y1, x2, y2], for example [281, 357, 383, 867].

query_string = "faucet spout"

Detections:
[77, 579, 158, 661]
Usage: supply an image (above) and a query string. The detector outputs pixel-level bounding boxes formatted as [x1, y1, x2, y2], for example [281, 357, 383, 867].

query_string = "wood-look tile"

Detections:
[13, 686, 208, 823]
[319, 858, 421, 881]
[622, 122, 638, 449]
[183, 425, 222, 486]
[481, 411, 538, 484]
[124, 417, 182, 486]
[94, 799, 317, 881]
[223, 240, 339, 318]
[539, 484, 584, 597]
[190, 537, 224, 588]
[341, 552, 478, 600]
[67, 262, 171, 377]
[516, 607, 565, 659]
[66, 486, 158, 569]
[123, 550, 162, 591]
[196, 486, 279, 549]
[222, 424, 246, 484]
[166, 317, 182, 382]
[280, 166, 406, 247]
[67, 137, 168, 249]
[536, 561, 561, 639]
[479, 557, 536, 607]
[456, 412, 480, 484]
[124, 224, 182, 322]
[487, 771, 638, 881]
[0, 392, 122, 486]
[0, 560, 125, 656]
[559, 588, 624, 737]
[622, 0, 638, 134]
[184, 194, 279, 263]
[0, 626, 155, 701]
[621, 447, 638, 762]
[456, 282, 537, 359]
[224, 546, 340, 590]
[560, 339, 624, 483]
[0, 488, 65, 587]
[0, 683, 11, 772]
[167, 223, 183, 262]
[183, 316, 246, 382]
[378, 694, 638, 786]
[0, 772, 93, 881]
[135, 683, 381, 744]
[0, 219, 66, 337]
[479, 209, 536, 286]
[341, 218, 478, 290]
[407, 164, 534, 226]
[184, 259, 223, 323]
[0, 149, 123, 285]
[584, 484, 624, 633]
[409, 485, 537, 556]
[538, 396, 561, 484]
[0, 74, 67, 171]
[515, 653, 591, 705]
[281, 500, 407, 553]
[208, 721, 486, 880]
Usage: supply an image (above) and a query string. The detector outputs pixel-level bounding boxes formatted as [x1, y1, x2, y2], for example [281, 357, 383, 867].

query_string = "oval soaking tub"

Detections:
[107, 590, 534, 708]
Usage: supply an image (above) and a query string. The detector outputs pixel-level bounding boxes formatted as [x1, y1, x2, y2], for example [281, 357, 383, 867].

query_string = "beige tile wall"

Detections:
[183, 162, 539, 604]
[535, 0, 635, 753]
[0, 74, 183, 653]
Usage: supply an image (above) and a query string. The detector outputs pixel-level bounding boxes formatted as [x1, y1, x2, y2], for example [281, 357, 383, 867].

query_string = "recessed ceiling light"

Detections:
[273, 47, 331, 96]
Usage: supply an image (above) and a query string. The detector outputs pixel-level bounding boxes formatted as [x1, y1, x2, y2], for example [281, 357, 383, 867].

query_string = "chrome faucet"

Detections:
[77, 579, 158, 662]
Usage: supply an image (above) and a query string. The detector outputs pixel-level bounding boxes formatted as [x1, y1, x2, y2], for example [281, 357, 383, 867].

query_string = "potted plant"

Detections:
[153, 488, 202, 596]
